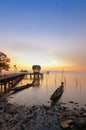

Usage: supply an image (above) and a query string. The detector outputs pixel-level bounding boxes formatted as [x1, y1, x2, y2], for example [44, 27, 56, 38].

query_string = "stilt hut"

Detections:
[30, 65, 43, 80]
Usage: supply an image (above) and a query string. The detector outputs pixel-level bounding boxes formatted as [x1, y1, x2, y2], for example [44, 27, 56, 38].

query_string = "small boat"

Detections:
[51, 82, 64, 101]
[11, 81, 35, 92]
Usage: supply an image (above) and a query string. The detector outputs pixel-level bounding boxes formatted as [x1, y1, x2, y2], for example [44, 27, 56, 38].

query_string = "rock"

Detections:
[4, 113, 11, 121]
[82, 113, 86, 117]
[21, 124, 27, 130]
[48, 111, 55, 115]
[42, 105, 50, 110]
[28, 114, 33, 119]
[31, 105, 38, 111]
[0, 115, 4, 127]
[60, 119, 73, 129]
[69, 101, 74, 104]
[76, 104, 79, 107]
[74, 102, 78, 105]
[60, 102, 66, 105]
[1, 124, 7, 130]
[62, 106, 68, 110]
[73, 107, 78, 110]
[0, 105, 3, 110]
[62, 110, 74, 118]
[74, 117, 86, 129]
[81, 107, 86, 112]
[10, 124, 22, 130]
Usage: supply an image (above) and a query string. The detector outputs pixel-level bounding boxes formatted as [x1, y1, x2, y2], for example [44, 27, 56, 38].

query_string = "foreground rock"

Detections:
[0, 96, 86, 130]
[60, 119, 73, 129]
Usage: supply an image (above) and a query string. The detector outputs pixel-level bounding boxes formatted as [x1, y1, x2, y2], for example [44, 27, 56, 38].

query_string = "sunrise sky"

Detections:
[0, 0, 86, 70]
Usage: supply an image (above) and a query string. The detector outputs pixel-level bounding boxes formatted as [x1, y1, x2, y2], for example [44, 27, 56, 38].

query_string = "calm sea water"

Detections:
[8, 71, 86, 108]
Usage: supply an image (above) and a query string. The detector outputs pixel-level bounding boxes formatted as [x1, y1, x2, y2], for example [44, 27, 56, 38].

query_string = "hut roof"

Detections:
[32, 65, 41, 70]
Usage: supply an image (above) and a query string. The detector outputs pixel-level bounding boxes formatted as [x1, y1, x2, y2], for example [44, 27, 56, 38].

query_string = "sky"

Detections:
[0, 0, 86, 70]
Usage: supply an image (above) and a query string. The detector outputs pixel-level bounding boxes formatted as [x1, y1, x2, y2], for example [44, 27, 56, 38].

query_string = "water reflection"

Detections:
[0, 84, 10, 95]
[30, 72, 43, 87]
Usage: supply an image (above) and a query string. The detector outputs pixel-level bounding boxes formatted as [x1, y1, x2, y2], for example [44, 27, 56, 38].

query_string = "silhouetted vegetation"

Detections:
[0, 52, 10, 72]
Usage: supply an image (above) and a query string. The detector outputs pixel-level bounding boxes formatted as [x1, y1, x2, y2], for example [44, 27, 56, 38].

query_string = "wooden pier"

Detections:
[0, 73, 27, 94]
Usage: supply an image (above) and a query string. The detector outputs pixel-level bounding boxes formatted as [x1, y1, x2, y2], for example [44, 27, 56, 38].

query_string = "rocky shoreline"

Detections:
[0, 96, 86, 130]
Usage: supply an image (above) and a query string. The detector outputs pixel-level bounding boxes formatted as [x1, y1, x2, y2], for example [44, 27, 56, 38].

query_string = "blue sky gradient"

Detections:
[0, 0, 86, 70]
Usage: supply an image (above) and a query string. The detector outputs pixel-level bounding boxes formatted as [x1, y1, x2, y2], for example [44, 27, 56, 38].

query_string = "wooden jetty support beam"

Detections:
[30, 72, 43, 79]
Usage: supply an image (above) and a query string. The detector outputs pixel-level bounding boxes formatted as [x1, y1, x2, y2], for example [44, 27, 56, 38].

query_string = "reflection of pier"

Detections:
[0, 73, 27, 94]
[30, 72, 43, 80]
[30, 65, 43, 86]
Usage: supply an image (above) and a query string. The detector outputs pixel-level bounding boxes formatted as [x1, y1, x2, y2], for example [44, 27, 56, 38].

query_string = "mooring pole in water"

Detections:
[61, 69, 64, 82]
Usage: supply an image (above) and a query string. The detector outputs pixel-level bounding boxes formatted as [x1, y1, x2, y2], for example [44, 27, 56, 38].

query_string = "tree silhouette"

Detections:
[0, 52, 10, 72]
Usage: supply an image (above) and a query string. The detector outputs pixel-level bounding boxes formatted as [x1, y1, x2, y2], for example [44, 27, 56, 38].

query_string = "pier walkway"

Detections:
[0, 72, 28, 94]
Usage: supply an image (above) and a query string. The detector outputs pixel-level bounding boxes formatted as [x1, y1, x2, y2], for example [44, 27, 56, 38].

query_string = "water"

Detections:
[8, 71, 86, 108]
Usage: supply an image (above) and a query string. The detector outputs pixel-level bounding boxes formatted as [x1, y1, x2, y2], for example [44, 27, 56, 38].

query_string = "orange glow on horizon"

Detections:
[10, 62, 86, 71]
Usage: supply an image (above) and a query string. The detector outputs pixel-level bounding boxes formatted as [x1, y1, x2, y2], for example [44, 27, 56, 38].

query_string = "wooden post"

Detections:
[4, 83, 7, 93]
